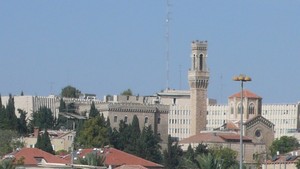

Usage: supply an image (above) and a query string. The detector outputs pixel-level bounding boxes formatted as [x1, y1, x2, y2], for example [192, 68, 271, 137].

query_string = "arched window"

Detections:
[199, 54, 203, 70]
[193, 55, 196, 70]
[238, 103, 242, 114]
[248, 103, 255, 114]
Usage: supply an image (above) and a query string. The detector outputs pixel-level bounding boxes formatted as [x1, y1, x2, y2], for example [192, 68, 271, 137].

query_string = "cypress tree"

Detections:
[42, 130, 55, 154]
[6, 94, 18, 130]
[35, 129, 54, 154]
[163, 135, 183, 169]
[89, 101, 99, 118]
[138, 125, 162, 163]
[125, 115, 141, 155]
[35, 129, 42, 149]
[17, 109, 28, 136]
[58, 98, 66, 112]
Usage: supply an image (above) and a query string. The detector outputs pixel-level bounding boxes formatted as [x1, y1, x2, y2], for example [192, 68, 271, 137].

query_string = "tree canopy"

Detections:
[35, 129, 55, 154]
[89, 101, 99, 118]
[29, 107, 55, 130]
[76, 114, 109, 148]
[270, 136, 300, 156]
[163, 135, 183, 169]
[61, 85, 81, 98]
[120, 89, 133, 96]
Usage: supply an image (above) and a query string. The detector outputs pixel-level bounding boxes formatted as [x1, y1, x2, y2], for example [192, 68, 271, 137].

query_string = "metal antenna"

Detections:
[165, 0, 171, 90]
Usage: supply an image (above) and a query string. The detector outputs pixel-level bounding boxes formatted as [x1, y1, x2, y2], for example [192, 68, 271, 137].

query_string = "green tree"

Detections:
[58, 98, 66, 112]
[29, 107, 55, 130]
[0, 102, 9, 129]
[124, 115, 141, 155]
[61, 85, 81, 98]
[210, 146, 238, 169]
[270, 136, 300, 156]
[0, 159, 15, 169]
[296, 159, 300, 169]
[76, 115, 109, 148]
[35, 129, 55, 154]
[17, 109, 28, 136]
[6, 94, 18, 130]
[89, 102, 99, 118]
[117, 120, 131, 151]
[195, 143, 209, 156]
[185, 144, 195, 161]
[0, 130, 19, 157]
[109, 128, 121, 149]
[163, 135, 183, 169]
[120, 89, 133, 96]
[78, 152, 105, 166]
[137, 125, 162, 163]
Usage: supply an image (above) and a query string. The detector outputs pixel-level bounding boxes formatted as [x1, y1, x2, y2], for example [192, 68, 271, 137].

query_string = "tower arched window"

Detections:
[238, 103, 242, 114]
[248, 103, 255, 114]
[199, 54, 203, 70]
[193, 55, 196, 70]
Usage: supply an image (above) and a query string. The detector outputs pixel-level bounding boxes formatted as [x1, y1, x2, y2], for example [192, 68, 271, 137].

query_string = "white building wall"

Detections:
[168, 104, 191, 141]
[207, 105, 228, 131]
[1, 96, 34, 118]
[262, 104, 299, 138]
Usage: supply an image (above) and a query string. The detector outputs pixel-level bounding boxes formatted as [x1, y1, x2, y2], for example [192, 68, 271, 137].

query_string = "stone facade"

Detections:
[188, 40, 209, 135]
[98, 95, 169, 146]
[244, 115, 275, 151]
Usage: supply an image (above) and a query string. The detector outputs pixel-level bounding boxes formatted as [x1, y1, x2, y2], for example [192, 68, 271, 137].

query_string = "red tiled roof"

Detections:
[63, 148, 163, 168]
[6, 148, 69, 166]
[229, 90, 261, 99]
[179, 133, 225, 144]
[104, 148, 162, 168]
[179, 132, 252, 144]
[219, 134, 252, 141]
[226, 121, 239, 130]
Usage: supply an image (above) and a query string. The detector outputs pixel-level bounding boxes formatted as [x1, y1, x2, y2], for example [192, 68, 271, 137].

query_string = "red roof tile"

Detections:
[219, 134, 252, 141]
[179, 133, 226, 144]
[5, 148, 69, 166]
[229, 90, 261, 99]
[179, 132, 252, 144]
[226, 121, 239, 130]
[104, 148, 163, 168]
[63, 148, 163, 168]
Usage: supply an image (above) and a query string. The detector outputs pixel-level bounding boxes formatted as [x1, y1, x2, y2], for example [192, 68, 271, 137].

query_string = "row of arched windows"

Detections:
[230, 103, 255, 115]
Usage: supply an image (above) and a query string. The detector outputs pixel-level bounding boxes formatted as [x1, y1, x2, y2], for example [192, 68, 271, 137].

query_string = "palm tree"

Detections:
[196, 153, 221, 169]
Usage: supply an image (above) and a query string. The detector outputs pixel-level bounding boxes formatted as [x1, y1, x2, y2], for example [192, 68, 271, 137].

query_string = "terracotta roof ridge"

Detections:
[107, 148, 163, 167]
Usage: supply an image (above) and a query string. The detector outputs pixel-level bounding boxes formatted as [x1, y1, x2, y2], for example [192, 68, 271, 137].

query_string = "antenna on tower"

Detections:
[165, 0, 171, 90]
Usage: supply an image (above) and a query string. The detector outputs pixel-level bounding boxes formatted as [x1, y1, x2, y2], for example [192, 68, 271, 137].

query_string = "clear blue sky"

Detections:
[1, 1, 299, 103]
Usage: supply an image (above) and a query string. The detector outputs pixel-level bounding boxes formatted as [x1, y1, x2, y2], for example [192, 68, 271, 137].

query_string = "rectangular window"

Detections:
[157, 118, 161, 124]
[145, 117, 148, 124]
[114, 116, 118, 123]
[124, 116, 128, 123]
[173, 98, 177, 105]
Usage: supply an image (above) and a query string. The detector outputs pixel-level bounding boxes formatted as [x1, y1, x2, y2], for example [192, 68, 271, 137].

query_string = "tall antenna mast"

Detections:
[165, 0, 171, 90]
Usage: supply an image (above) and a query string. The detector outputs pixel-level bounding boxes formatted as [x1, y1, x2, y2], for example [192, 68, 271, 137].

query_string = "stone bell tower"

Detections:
[188, 40, 209, 135]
